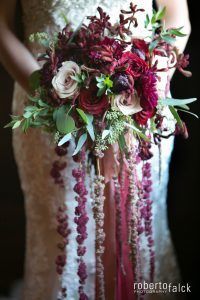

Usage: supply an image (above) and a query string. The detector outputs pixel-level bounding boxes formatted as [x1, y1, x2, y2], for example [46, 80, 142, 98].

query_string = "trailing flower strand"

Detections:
[126, 145, 140, 281]
[72, 150, 89, 300]
[56, 205, 71, 300]
[92, 175, 106, 300]
[142, 162, 155, 282]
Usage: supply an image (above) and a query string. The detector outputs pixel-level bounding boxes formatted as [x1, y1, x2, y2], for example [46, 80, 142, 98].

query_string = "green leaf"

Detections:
[24, 106, 37, 112]
[38, 99, 49, 107]
[59, 12, 69, 24]
[150, 117, 156, 132]
[21, 118, 31, 132]
[149, 40, 158, 52]
[56, 107, 75, 134]
[96, 76, 104, 83]
[161, 35, 175, 44]
[102, 129, 110, 139]
[175, 104, 190, 110]
[53, 109, 58, 122]
[97, 86, 106, 97]
[29, 70, 41, 91]
[169, 106, 183, 127]
[76, 108, 89, 124]
[145, 14, 150, 28]
[12, 120, 22, 129]
[86, 122, 95, 141]
[73, 133, 87, 156]
[118, 134, 126, 152]
[4, 120, 16, 128]
[156, 7, 166, 21]
[104, 76, 113, 88]
[65, 115, 75, 133]
[81, 73, 86, 81]
[23, 111, 33, 119]
[37, 108, 49, 117]
[33, 111, 41, 119]
[176, 108, 199, 119]
[96, 75, 113, 97]
[168, 28, 186, 37]
[124, 122, 150, 142]
[85, 113, 93, 124]
[151, 13, 157, 24]
[124, 121, 141, 132]
[161, 97, 197, 106]
[27, 95, 40, 103]
[58, 132, 72, 146]
[97, 82, 104, 88]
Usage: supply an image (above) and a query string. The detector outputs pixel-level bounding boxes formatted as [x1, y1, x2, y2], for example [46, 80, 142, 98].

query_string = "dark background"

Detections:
[0, 1, 199, 299]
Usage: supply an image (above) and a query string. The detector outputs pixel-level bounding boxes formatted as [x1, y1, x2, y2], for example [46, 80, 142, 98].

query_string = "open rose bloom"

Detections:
[111, 93, 142, 116]
[52, 61, 81, 99]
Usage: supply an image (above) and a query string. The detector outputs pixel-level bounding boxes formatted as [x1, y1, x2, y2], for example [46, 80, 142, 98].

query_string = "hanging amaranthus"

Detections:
[56, 205, 71, 300]
[126, 145, 141, 282]
[113, 172, 124, 274]
[92, 171, 106, 300]
[50, 143, 71, 300]
[72, 150, 89, 300]
[142, 162, 155, 282]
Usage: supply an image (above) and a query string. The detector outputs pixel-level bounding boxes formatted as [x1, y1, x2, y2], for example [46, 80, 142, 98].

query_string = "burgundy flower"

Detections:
[92, 37, 124, 59]
[131, 38, 149, 60]
[136, 71, 158, 111]
[89, 37, 125, 73]
[175, 122, 189, 139]
[87, 7, 111, 35]
[55, 141, 70, 156]
[40, 62, 54, 88]
[118, 52, 148, 78]
[79, 84, 109, 116]
[138, 139, 153, 160]
[176, 53, 192, 77]
[112, 72, 134, 93]
[134, 108, 156, 126]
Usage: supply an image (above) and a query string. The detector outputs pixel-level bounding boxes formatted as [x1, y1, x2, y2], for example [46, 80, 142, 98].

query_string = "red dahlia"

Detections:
[134, 108, 156, 126]
[118, 52, 148, 78]
[136, 71, 158, 111]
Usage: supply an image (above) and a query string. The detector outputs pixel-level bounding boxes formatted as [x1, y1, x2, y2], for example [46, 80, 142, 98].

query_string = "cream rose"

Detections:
[52, 61, 81, 99]
[111, 92, 142, 115]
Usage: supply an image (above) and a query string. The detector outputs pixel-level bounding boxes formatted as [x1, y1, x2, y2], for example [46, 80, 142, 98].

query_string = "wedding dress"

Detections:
[12, 0, 180, 299]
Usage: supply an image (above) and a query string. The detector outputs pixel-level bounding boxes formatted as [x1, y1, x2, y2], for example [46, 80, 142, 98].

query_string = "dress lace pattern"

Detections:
[12, 1, 180, 299]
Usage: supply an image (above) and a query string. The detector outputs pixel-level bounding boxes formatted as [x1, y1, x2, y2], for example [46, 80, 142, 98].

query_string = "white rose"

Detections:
[52, 61, 81, 99]
[111, 92, 142, 116]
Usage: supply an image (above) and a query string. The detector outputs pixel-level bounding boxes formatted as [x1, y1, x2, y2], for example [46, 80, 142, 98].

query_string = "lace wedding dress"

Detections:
[11, 0, 180, 299]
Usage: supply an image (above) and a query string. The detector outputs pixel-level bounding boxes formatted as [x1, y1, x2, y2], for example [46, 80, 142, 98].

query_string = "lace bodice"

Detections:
[20, 0, 153, 39]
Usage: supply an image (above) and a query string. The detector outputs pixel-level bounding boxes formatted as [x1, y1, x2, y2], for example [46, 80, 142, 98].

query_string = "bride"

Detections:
[0, 0, 191, 299]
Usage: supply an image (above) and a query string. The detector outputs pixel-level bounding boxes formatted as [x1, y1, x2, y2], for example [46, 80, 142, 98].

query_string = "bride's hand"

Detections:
[0, 0, 40, 93]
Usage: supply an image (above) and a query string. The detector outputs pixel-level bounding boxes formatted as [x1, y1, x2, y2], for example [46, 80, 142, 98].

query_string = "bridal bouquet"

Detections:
[6, 3, 197, 299]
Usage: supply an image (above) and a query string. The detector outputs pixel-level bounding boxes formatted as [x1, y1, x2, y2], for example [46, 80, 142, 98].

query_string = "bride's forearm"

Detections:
[0, 21, 40, 92]
[155, 0, 191, 78]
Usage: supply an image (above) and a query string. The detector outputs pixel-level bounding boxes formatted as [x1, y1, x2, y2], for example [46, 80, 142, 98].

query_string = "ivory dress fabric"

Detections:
[12, 0, 180, 299]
